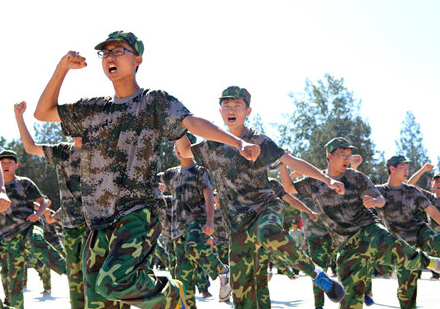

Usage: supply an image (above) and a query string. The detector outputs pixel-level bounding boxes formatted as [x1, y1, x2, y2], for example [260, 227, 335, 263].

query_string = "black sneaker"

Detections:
[364, 293, 374, 306]
[312, 270, 345, 303]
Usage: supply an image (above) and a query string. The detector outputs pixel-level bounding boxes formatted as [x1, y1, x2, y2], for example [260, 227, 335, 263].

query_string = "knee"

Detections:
[95, 268, 130, 297]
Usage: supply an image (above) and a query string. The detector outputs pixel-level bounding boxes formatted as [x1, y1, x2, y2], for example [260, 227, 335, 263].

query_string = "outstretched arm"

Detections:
[15, 101, 45, 156]
[280, 153, 345, 195]
[280, 162, 297, 195]
[181, 115, 260, 161]
[282, 193, 319, 222]
[407, 163, 434, 189]
[34, 51, 87, 122]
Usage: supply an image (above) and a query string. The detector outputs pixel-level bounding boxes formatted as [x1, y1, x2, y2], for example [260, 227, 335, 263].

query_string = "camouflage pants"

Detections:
[82, 206, 181, 309]
[306, 234, 336, 308]
[6, 224, 66, 309]
[64, 224, 88, 309]
[255, 247, 271, 309]
[337, 223, 430, 309]
[230, 202, 316, 309]
[0, 240, 9, 305]
[174, 220, 225, 308]
[195, 266, 210, 294]
[155, 238, 170, 270]
[394, 224, 440, 309]
[214, 242, 229, 265]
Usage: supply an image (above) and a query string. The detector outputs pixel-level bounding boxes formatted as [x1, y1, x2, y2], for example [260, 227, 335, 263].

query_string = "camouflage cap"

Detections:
[325, 137, 356, 154]
[0, 149, 18, 162]
[219, 86, 251, 107]
[433, 172, 440, 179]
[95, 31, 144, 56]
[386, 155, 412, 167]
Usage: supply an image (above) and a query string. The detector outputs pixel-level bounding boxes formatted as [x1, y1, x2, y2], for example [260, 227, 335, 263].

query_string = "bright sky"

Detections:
[2, 0, 440, 164]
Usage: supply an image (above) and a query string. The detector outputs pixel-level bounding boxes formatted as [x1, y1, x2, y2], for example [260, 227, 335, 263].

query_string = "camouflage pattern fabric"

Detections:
[256, 246, 271, 309]
[7, 225, 66, 309]
[159, 163, 212, 230]
[63, 224, 89, 309]
[191, 126, 285, 235]
[82, 206, 180, 309]
[230, 202, 317, 309]
[36, 265, 51, 291]
[214, 243, 229, 265]
[337, 223, 430, 309]
[1, 176, 42, 240]
[299, 197, 331, 238]
[195, 266, 210, 294]
[42, 143, 85, 228]
[306, 234, 337, 308]
[213, 207, 229, 246]
[294, 168, 381, 248]
[58, 88, 190, 230]
[0, 240, 9, 305]
[376, 183, 431, 244]
[421, 189, 440, 232]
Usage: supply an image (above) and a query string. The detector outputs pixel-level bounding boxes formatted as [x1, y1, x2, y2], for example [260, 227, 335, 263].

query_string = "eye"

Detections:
[113, 47, 125, 56]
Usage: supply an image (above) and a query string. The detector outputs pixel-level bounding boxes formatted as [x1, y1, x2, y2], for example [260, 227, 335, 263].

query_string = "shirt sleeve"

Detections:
[269, 178, 287, 198]
[294, 178, 313, 199]
[191, 141, 211, 169]
[256, 135, 285, 167]
[198, 167, 213, 191]
[58, 100, 88, 138]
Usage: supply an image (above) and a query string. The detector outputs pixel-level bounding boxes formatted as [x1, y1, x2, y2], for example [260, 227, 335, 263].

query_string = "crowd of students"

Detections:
[0, 30, 440, 309]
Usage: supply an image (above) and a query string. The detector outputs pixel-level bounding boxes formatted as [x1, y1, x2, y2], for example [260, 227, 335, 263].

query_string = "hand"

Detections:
[14, 101, 27, 117]
[423, 163, 435, 172]
[350, 154, 363, 168]
[0, 192, 11, 212]
[309, 211, 319, 222]
[363, 195, 376, 208]
[328, 178, 345, 195]
[27, 213, 40, 222]
[239, 141, 261, 162]
[59, 51, 87, 71]
[203, 223, 215, 236]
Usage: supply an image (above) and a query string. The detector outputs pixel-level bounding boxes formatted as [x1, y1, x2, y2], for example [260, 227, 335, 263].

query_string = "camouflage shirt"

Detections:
[268, 178, 287, 199]
[42, 142, 85, 229]
[2, 176, 43, 239]
[294, 168, 380, 248]
[421, 189, 440, 232]
[213, 206, 229, 246]
[58, 88, 190, 230]
[191, 126, 285, 234]
[159, 163, 211, 233]
[298, 196, 330, 238]
[376, 183, 430, 244]
[160, 195, 174, 243]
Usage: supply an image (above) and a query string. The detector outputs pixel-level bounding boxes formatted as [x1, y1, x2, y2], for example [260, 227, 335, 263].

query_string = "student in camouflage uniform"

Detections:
[0, 167, 12, 309]
[375, 155, 440, 309]
[176, 86, 346, 308]
[15, 100, 91, 309]
[0, 150, 66, 309]
[280, 137, 440, 309]
[34, 31, 260, 309]
[159, 139, 231, 308]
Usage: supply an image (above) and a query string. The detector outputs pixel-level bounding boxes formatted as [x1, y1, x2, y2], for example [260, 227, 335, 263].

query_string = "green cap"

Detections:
[386, 155, 412, 167]
[325, 137, 356, 154]
[0, 149, 18, 162]
[95, 31, 144, 56]
[219, 86, 251, 106]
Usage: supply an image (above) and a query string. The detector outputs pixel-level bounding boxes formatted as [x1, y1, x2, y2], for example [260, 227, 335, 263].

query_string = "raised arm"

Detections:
[0, 169, 11, 212]
[34, 51, 87, 122]
[181, 115, 260, 161]
[407, 163, 434, 188]
[280, 153, 345, 195]
[425, 205, 440, 226]
[15, 101, 45, 156]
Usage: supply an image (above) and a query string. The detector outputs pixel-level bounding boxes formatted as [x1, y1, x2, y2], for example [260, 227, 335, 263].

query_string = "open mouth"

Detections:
[228, 117, 236, 122]
[109, 64, 117, 73]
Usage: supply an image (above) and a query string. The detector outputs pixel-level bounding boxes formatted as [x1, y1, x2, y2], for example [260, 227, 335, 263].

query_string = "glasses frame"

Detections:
[97, 46, 138, 59]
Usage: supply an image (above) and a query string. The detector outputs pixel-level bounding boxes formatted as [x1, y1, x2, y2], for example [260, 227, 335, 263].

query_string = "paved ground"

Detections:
[3, 268, 440, 308]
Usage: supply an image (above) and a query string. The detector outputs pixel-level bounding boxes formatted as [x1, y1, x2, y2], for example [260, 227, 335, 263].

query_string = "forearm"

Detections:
[182, 115, 242, 150]
[15, 114, 44, 156]
[175, 135, 194, 158]
[282, 194, 313, 216]
[279, 162, 297, 194]
[407, 167, 426, 187]
[425, 205, 440, 226]
[34, 198, 48, 218]
[280, 154, 330, 186]
[203, 189, 215, 226]
[34, 64, 68, 122]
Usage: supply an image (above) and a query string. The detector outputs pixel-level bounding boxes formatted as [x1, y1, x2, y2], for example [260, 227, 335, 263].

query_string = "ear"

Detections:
[326, 152, 332, 161]
[134, 55, 143, 66]
[246, 107, 252, 117]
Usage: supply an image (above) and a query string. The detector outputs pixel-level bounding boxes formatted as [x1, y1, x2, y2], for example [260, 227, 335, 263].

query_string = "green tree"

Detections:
[395, 111, 431, 190]
[277, 74, 386, 183]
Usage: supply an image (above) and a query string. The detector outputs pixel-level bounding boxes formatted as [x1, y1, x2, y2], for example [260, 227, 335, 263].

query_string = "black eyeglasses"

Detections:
[97, 47, 137, 59]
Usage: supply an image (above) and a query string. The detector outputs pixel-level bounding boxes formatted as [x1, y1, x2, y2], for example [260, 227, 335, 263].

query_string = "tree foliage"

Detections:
[395, 111, 431, 189]
[277, 74, 387, 183]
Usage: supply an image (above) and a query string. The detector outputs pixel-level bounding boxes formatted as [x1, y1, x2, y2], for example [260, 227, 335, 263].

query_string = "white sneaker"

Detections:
[219, 266, 232, 302]
[429, 257, 440, 274]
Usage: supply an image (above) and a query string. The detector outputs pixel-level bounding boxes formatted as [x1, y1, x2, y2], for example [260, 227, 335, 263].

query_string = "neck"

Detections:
[327, 165, 343, 178]
[4, 174, 15, 183]
[113, 79, 140, 99]
[180, 158, 195, 168]
[228, 125, 245, 137]
[387, 175, 403, 187]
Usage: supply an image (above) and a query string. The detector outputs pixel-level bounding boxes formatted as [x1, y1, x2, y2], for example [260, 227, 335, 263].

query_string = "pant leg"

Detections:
[28, 224, 66, 275]
[0, 240, 9, 305]
[36, 265, 51, 291]
[195, 266, 209, 294]
[185, 220, 225, 280]
[256, 247, 271, 309]
[64, 224, 88, 309]
[230, 230, 258, 309]
[252, 202, 317, 278]
[214, 243, 229, 265]
[84, 207, 180, 309]
[395, 266, 418, 309]
[174, 236, 197, 309]
[6, 230, 28, 309]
